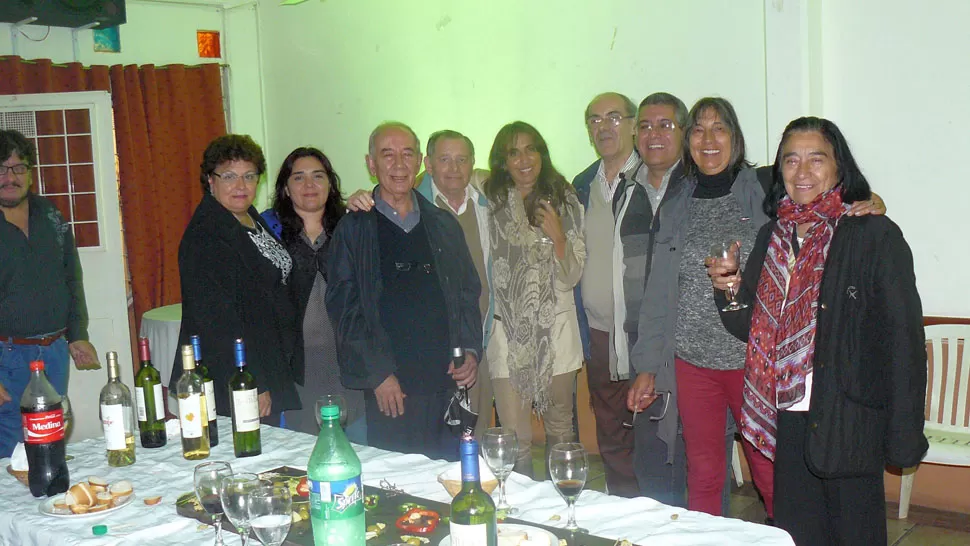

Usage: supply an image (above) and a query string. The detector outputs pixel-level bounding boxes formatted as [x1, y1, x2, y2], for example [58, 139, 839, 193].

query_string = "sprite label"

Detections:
[310, 475, 363, 520]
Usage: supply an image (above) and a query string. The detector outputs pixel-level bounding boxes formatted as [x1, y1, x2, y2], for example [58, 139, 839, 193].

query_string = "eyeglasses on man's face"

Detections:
[0, 164, 29, 177]
[638, 120, 678, 134]
[587, 113, 634, 128]
[212, 171, 260, 184]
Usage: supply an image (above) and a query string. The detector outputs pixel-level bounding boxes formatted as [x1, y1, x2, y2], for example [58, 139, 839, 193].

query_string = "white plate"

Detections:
[39, 493, 135, 518]
[439, 523, 559, 546]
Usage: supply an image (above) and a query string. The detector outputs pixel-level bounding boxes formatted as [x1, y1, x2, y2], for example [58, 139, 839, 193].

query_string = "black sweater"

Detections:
[718, 215, 928, 476]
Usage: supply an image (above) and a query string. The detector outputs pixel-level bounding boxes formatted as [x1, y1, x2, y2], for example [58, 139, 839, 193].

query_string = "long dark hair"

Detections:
[764, 117, 872, 217]
[682, 97, 752, 179]
[483, 121, 571, 217]
[271, 147, 346, 246]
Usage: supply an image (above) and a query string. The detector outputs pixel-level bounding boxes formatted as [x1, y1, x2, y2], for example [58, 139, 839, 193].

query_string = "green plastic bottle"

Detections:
[450, 436, 497, 545]
[308, 404, 364, 545]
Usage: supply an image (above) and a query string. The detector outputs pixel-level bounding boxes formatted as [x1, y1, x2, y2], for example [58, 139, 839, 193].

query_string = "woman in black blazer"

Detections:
[707, 117, 927, 545]
[173, 134, 302, 425]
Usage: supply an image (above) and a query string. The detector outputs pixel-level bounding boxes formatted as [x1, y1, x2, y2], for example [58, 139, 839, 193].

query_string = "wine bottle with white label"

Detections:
[134, 337, 166, 448]
[450, 436, 497, 545]
[99, 351, 136, 467]
[191, 334, 219, 447]
[176, 344, 210, 460]
[229, 338, 261, 457]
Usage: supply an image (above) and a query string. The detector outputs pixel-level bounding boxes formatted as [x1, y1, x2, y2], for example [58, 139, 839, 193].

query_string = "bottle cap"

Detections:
[92, 524, 108, 536]
[138, 337, 151, 362]
[29, 360, 45, 372]
[180, 345, 196, 370]
[319, 404, 340, 420]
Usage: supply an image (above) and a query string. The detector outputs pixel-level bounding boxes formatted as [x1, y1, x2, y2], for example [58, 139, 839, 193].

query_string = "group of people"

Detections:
[0, 85, 930, 545]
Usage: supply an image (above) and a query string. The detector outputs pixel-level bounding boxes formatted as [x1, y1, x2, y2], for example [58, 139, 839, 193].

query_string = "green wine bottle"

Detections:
[229, 338, 261, 457]
[191, 335, 218, 447]
[450, 436, 497, 545]
[134, 337, 166, 448]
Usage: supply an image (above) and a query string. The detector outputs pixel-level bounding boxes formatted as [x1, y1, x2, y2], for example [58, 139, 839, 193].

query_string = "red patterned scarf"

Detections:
[740, 188, 849, 460]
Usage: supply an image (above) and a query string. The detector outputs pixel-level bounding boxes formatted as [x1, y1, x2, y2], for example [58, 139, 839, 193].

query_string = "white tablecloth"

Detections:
[138, 304, 182, 389]
[0, 419, 794, 545]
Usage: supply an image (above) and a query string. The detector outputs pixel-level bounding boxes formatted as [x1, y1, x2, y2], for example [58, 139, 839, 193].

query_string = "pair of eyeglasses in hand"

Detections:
[622, 390, 671, 429]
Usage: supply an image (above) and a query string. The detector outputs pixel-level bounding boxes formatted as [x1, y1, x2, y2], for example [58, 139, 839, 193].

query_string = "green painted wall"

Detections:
[258, 0, 769, 194]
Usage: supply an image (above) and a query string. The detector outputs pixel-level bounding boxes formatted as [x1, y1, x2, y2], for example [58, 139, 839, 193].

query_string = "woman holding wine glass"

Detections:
[261, 147, 366, 443]
[482, 121, 585, 479]
[708, 117, 926, 545]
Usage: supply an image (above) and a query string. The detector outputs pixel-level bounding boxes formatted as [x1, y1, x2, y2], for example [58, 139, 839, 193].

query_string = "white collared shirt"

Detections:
[430, 178, 474, 215]
[595, 150, 639, 203]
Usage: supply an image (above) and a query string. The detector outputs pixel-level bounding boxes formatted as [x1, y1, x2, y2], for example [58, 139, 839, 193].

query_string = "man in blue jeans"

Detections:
[0, 129, 100, 458]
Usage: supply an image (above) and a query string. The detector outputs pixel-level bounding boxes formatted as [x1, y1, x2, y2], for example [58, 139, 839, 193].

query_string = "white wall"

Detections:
[257, 0, 769, 194]
[817, 0, 970, 317]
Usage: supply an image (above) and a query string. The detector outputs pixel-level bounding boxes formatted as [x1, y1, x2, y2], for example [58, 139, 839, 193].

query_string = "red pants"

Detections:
[676, 358, 774, 517]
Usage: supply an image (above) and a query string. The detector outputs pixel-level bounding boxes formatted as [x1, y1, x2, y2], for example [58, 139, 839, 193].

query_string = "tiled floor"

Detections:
[531, 448, 970, 545]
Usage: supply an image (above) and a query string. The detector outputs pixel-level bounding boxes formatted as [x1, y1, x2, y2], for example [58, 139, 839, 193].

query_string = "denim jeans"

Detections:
[0, 338, 69, 458]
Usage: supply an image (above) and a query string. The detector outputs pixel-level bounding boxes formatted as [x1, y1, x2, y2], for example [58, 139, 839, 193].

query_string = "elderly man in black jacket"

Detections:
[326, 122, 482, 461]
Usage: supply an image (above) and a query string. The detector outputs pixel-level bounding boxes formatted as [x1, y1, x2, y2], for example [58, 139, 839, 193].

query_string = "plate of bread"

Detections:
[39, 476, 135, 518]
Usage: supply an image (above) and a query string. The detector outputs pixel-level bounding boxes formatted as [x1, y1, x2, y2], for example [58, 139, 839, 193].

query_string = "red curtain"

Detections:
[0, 56, 227, 330]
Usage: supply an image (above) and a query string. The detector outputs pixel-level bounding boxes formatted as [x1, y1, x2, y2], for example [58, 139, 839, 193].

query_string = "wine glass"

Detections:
[314, 394, 347, 429]
[194, 461, 233, 545]
[710, 242, 748, 312]
[249, 483, 292, 546]
[548, 442, 588, 533]
[481, 427, 518, 515]
[220, 473, 265, 546]
[61, 394, 73, 440]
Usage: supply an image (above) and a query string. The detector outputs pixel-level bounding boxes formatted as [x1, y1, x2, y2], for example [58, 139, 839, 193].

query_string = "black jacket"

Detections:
[172, 193, 303, 416]
[325, 191, 482, 391]
[719, 215, 928, 476]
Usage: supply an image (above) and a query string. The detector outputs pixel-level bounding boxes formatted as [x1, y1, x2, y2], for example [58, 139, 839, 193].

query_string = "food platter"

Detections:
[39, 492, 135, 519]
[438, 523, 559, 546]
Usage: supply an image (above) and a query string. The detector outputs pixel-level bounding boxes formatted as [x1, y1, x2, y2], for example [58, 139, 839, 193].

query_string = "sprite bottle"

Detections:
[308, 404, 364, 545]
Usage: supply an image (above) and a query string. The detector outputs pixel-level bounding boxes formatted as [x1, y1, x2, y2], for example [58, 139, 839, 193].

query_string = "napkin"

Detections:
[10, 443, 28, 471]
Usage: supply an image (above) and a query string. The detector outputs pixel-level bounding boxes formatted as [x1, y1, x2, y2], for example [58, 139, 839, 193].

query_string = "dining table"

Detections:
[0, 418, 794, 545]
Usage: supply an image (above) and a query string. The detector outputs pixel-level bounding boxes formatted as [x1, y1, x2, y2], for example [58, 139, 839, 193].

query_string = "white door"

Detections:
[0, 91, 133, 443]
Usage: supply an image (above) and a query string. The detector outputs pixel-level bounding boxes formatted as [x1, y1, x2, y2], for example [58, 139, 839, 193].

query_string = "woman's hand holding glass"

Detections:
[706, 242, 747, 311]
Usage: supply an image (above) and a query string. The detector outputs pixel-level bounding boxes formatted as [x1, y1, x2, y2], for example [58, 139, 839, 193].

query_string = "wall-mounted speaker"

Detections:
[1, 0, 126, 29]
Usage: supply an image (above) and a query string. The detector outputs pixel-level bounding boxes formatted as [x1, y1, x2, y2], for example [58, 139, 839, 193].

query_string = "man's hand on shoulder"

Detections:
[346, 190, 375, 212]
[68, 340, 101, 370]
[374, 374, 406, 418]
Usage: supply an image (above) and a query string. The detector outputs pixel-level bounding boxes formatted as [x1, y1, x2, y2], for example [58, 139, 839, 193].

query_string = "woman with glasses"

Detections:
[174, 134, 301, 427]
[483, 121, 586, 477]
[260, 147, 366, 443]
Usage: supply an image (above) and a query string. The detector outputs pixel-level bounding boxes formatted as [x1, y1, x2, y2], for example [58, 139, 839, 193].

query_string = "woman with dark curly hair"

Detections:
[483, 121, 586, 476]
[261, 147, 365, 442]
[173, 134, 301, 428]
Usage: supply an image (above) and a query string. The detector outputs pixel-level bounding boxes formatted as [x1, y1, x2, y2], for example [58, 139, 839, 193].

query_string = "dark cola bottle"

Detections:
[20, 360, 70, 497]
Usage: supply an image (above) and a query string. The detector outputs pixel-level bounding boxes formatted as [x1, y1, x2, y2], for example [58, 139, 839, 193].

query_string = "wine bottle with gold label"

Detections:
[176, 344, 210, 460]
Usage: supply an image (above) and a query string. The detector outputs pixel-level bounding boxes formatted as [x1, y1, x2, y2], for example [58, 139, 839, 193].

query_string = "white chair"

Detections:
[898, 323, 970, 518]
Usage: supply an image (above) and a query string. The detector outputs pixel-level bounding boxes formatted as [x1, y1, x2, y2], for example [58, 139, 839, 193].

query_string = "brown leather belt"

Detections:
[1, 330, 66, 346]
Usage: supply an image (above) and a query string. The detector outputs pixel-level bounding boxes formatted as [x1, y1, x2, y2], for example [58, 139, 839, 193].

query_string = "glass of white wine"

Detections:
[481, 427, 518, 514]
[249, 483, 292, 546]
[548, 442, 588, 533]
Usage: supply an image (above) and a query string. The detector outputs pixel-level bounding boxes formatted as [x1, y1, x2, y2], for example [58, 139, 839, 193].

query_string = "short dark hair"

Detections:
[682, 97, 752, 179]
[483, 121, 572, 219]
[199, 134, 266, 194]
[0, 129, 35, 166]
[764, 116, 872, 217]
[585, 92, 637, 120]
[271, 147, 346, 246]
[638, 92, 688, 129]
[427, 130, 475, 159]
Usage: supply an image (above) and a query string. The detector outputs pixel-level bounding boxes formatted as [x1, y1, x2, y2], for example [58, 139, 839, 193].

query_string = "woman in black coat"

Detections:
[707, 117, 927, 545]
[174, 134, 301, 426]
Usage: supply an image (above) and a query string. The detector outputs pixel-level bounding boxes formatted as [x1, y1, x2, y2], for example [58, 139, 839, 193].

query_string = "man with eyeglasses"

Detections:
[572, 92, 641, 497]
[326, 122, 482, 461]
[0, 129, 100, 458]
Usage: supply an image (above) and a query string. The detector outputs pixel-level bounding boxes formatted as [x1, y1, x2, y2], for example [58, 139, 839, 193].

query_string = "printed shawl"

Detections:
[740, 188, 849, 460]
[488, 188, 583, 414]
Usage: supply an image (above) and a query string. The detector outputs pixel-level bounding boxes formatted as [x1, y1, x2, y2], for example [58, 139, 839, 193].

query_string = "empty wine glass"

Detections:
[710, 242, 748, 312]
[481, 427, 518, 514]
[249, 483, 292, 546]
[549, 442, 588, 533]
[194, 461, 233, 545]
[220, 472, 266, 546]
[314, 394, 347, 429]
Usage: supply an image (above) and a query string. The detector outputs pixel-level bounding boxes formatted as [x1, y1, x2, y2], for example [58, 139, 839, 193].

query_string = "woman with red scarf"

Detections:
[708, 117, 927, 545]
